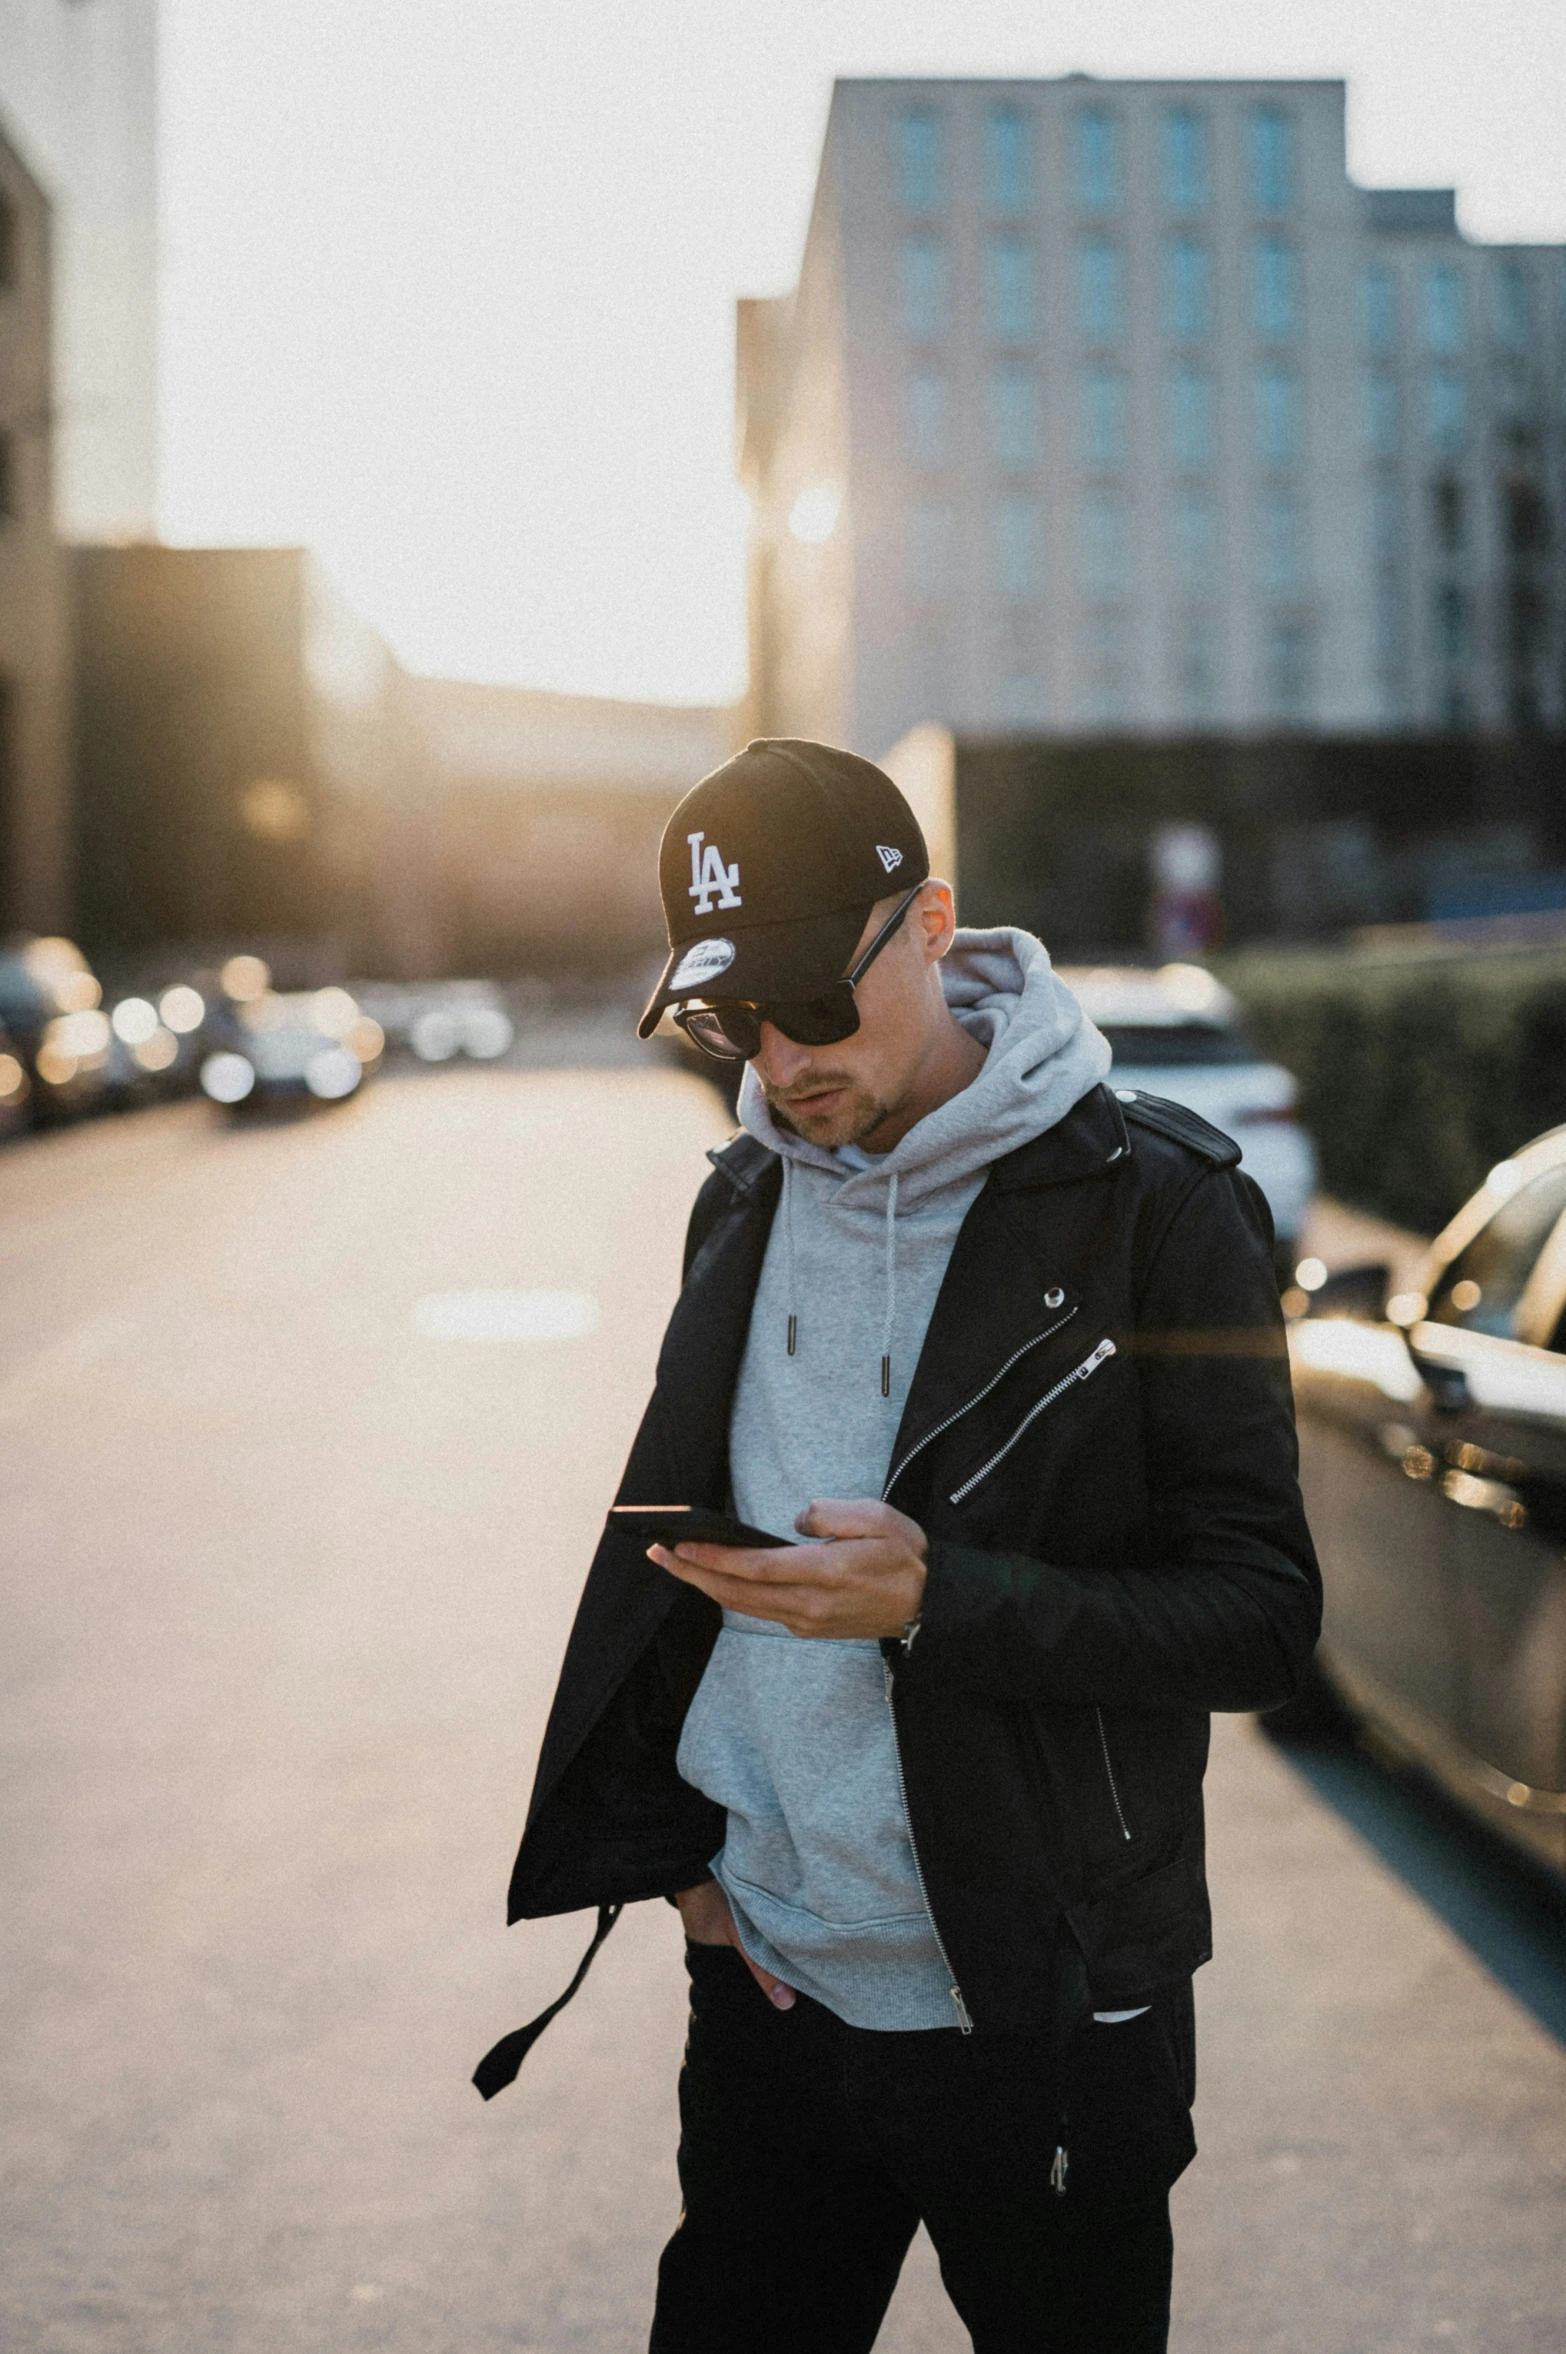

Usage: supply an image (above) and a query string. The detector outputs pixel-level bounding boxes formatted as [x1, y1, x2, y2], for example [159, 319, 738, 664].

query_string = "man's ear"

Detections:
[920, 881, 958, 962]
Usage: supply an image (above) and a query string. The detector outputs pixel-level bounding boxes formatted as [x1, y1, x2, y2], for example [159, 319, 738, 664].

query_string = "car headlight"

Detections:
[201, 1051, 256, 1104]
[304, 1045, 361, 1100]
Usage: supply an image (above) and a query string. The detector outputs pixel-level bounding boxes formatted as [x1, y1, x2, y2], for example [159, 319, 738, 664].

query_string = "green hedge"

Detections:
[1219, 943, 1566, 1237]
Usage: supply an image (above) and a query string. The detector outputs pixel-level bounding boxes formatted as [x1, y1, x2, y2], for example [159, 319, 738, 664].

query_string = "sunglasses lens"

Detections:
[769, 988, 861, 1048]
[679, 1006, 757, 1061]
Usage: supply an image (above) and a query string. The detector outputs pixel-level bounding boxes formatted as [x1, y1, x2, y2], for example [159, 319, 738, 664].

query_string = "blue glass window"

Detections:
[1161, 108, 1208, 212]
[992, 495, 1043, 597]
[1164, 236, 1212, 339]
[1493, 259, 1531, 350]
[1073, 106, 1120, 212]
[1170, 492, 1218, 591]
[1434, 583, 1471, 664]
[1360, 264, 1396, 354]
[1361, 370, 1398, 458]
[1076, 237, 1123, 340]
[1166, 368, 1214, 471]
[908, 500, 954, 596]
[1078, 490, 1129, 594]
[1258, 491, 1305, 591]
[1253, 364, 1301, 466]
[987, 238, 1035, 341]
[986, 107, 1031, 214]
[1423, 369, 1467, 452]
[897, 108, 945, 212]
[989, 367, 1041, 470]
[1079, 367, 1127, 471]
[1250, 237, 1300, 340]
[897, 238, 947, 340]
[1248, 107, 1296, 213]
[1422, 263, 1466, 353]
[901, 372, 949, 469]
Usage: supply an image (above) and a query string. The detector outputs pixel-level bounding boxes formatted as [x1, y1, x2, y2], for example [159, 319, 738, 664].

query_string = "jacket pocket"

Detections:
[1064, 1810, 1212, 2008]
[947, 1338, 1117, 1506]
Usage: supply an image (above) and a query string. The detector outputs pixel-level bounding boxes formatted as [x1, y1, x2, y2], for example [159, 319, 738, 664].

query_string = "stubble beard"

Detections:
[762, 1071, 896, 1152]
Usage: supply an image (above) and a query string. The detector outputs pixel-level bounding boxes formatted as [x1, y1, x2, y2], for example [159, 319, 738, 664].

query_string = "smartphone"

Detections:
[608, 1505, 793, 1552]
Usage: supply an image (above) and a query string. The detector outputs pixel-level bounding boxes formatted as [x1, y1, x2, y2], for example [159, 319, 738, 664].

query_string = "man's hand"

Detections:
[648, 1497, 928, 1642]
[674, 1880, 796, 2010]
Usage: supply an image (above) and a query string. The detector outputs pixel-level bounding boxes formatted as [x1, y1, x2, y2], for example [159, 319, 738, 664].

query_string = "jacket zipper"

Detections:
[882, 1307, 1079, 1504]
[947, 1339, 1117, 1506]
[882, 1655, 973, 2034]
[1095, 1706, 1133, 1842]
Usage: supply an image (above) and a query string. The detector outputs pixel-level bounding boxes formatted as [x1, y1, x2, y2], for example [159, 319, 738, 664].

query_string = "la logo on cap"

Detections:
[687, 831, 742, 915]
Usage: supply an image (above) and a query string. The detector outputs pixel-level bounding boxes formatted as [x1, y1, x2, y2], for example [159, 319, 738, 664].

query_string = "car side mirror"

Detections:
[1304, 1262, 1391, 1320]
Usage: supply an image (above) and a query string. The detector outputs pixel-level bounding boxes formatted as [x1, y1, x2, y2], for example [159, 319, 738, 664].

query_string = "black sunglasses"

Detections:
[672, 885, 924, 1063]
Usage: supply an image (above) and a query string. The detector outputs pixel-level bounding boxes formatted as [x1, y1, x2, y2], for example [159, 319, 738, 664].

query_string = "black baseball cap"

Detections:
[638, 739, 930, 1038]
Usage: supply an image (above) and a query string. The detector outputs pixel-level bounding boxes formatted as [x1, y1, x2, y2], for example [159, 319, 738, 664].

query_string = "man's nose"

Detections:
[753, 1022, 815, 1089]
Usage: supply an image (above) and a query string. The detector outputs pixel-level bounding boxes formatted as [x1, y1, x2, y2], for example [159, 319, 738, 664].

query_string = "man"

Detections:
[476, 739, 1319, 2351]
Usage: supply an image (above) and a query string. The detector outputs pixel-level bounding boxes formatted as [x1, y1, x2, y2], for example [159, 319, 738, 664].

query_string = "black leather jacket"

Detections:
[484, 1084, 1319, 2081]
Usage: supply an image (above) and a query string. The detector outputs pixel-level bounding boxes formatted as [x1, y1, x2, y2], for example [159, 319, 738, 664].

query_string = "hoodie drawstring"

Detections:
[881, 1172, 899, 1399]
[783, 1157, 798, 1357]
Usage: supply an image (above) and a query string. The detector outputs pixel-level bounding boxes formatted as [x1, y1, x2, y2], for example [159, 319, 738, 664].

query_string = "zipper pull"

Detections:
[950, 1986, 974, 2035]
[1079, 1338, 1116, 1378]
[1049, 2144, 1069, 2197]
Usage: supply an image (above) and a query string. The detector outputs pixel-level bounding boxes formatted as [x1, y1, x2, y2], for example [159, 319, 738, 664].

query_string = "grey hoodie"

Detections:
[674, 929, 1111, 2031]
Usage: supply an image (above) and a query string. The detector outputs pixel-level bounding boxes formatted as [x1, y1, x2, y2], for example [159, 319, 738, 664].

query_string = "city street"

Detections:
[4, 1058, 1565, 2354]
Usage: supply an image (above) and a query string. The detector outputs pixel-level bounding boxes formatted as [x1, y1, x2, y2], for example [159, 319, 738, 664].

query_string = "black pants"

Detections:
[651, 1943, 1196, 2354]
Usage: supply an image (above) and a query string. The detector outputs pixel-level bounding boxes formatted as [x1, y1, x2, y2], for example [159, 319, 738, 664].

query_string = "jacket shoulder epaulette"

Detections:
[1118, 1090, 1241, 1170]
[705, 1130, 777, 1197]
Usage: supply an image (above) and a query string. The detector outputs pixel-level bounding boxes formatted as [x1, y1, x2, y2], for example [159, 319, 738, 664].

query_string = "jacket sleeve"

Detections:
[915, 1167, 1321, 1714]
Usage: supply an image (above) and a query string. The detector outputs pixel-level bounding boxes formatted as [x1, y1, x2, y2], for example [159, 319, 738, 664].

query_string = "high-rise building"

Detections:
[0, 114, 70, 929]
[738, 78, 1566, 752]
[0, 0, 159, 538]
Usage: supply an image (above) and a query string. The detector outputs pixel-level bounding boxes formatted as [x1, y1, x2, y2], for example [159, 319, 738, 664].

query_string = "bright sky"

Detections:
[159, 0, 1566, 707]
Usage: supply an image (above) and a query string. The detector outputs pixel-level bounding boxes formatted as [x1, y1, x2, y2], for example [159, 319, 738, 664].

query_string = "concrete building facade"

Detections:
[0, 114, 70, 931]
[0, 0, 159, 538]
[739, 77, 1566, 753]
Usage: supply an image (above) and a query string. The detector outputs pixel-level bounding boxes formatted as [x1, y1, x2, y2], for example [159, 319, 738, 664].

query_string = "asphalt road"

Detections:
[3, 1065, 1564, 2354]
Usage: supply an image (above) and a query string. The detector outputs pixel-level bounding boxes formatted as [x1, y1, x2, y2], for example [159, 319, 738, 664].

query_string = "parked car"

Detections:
[1288, 1127, 1566, 1880]
[0, 935, 113, 1123]
[349, 980, 514, 1065]
[0, 1017, 31, 1139]
[1062, 963, 1316, 1278]
[199, 976, 384, 1110]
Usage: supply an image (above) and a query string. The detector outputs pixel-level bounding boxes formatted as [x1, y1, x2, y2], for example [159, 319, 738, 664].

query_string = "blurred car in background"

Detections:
[1287, 1128, 1566, 1883]
[0, 1017, 31, 1138]
[349, 979, 514, 1065]
[199, 959, 384, 1110]
[1062, 963, 1316, 1278]
[0, 935, 113, 1124]
[100, 975, 210, 1107]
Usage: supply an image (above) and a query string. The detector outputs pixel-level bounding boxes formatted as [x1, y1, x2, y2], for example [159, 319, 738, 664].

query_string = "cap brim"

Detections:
[638, 901, 873, 1039]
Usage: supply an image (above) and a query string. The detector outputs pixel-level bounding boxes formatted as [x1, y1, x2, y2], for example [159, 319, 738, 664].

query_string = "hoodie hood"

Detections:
[736, 925, 1111, 1205]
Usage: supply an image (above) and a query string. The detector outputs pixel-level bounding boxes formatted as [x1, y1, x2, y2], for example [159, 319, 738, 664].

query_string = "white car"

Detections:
[1061, 963, 1317, 1277]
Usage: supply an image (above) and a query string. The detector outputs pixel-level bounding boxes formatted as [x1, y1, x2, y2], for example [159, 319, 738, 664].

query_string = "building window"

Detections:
[1250, 236, 1300, 341]
[1075, 237, 1123, 342]
[991, 494, 1043, 598]
[1359, 264, 1396, 354]
[1258, 490, 1306, 591]
[1361, 370, 1398, 458]
[1503, 476, 1549, 556]
[1247, 107, 1296, 213]
[1493, 259, 1532, 352]
[1370, 476, 1402, 564]
[1262, 618, 1312, 719]
[1078, 491, 1129, 594]
[1079, 366, 1127, 471]
[1164, 236, 1212, 340]
[1173, 611, 1220, 720]
[1161, 108, 1209, 212]
[1072, 106, 1121, 212]
[900, 372, 950, 469]
[896, 108, 945, 212]
[908, 499, 955, 597]
[1423, 369, 1467, 453]
[1170, 491, 1218, 590]
[1253, 364, 1301, 467]
[1422, 263, 1466, 354]
[1434, 582, 1472, 665]
[1431, 474, 1466, 554]
[1166, 368, 1214, 472]
[897, 238, 947, 340]
[989, 367, 1041, 470]
[987, 238, 1035, 342]
[986, 106, 1031, 214]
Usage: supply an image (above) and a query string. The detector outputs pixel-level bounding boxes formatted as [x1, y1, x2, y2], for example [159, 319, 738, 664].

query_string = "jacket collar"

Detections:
[987, 1083, 1131, 1190]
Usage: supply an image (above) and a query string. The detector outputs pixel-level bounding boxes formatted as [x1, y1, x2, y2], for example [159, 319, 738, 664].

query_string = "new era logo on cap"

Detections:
[876, 845, 903, 874]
